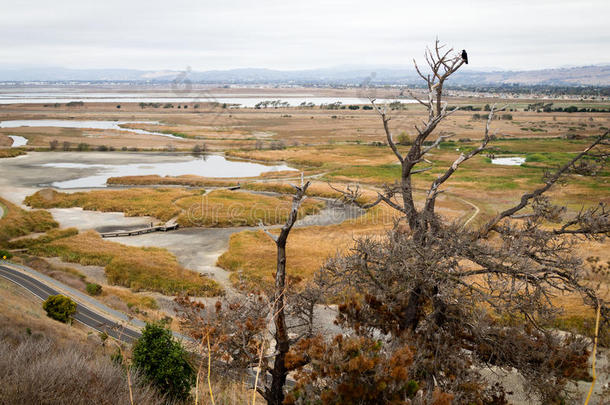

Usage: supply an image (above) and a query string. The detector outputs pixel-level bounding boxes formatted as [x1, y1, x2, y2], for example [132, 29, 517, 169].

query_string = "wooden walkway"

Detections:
[100, 219, 179, 238]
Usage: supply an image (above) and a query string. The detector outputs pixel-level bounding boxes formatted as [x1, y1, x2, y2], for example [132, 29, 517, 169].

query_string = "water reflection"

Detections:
[40, 154, 296, 188]
[491, 157, 526, 166]
[0, 120, 182, 139]
[8, 135, 28, 147]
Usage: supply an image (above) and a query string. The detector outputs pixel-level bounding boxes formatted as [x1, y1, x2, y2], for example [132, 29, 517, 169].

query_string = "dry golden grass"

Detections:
[175, 189, 324, 227]
[0, 277, 89, 344]
[2, 92, 608, 150]
[25, 188, 196, 222]
[30, 230, 222, 296]
[217, 204, 398, 290]
[101, 286, 159, 310]
[106, 170, 312, 188]
[0, 148, 26, 158]
[0, 196, 58, 245]
[107, 174, 238, 188]
[24, 187, 324, 228]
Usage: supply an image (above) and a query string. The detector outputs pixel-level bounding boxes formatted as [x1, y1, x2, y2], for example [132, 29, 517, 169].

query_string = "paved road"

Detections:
[0, 264, 141, 343]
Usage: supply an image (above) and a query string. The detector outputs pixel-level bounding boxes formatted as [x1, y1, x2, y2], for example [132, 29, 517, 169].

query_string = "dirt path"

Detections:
[454, 195, 481, 228]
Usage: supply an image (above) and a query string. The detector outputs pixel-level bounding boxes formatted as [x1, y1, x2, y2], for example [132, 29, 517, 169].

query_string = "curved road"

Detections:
[0, 263, 141, 343]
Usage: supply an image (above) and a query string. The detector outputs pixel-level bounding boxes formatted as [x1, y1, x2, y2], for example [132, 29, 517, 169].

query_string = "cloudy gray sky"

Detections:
[1, 0, 609, 71]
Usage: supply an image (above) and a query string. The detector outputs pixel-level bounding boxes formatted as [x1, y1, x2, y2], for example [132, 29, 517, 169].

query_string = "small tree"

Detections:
[132, 322, 195, 401]
[178, 178, 318, 405]
[49, 139, 59, 150]
[86, 282, 102, 296]
[43, 294, 76, 323]
[62, 141, 71, 151]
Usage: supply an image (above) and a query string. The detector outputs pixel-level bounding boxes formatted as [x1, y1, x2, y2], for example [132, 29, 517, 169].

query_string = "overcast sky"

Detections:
[1, 0, 609, 71]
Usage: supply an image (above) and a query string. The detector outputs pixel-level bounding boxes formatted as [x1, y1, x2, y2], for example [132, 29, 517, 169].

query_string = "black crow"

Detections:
[461, 49, 468, 64]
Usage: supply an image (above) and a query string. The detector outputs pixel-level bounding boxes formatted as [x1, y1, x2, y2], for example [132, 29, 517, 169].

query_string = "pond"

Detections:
[0, 119, 183, 139]
[8, 135, 28, 147]
[491, 157, 526, 166]
[39, 154, 296, 188]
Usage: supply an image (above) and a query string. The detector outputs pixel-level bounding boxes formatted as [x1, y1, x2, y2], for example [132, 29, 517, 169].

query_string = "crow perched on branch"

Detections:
[461, 49, 468, 64]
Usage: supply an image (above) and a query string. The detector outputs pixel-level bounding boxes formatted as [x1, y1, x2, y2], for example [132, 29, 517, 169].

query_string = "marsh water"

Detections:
[8, 135, 28, 147]
[39, 154, 296, 188]
[0, 119, 183, 139]
[491, 157, 526, 166]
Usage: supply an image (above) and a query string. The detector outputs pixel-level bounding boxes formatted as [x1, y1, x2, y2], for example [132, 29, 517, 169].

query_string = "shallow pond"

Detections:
[491, 157, 526, 166]
[0, 119, 183, 139]
[40, 154, 296, 188]
[8, 135, 28, 147]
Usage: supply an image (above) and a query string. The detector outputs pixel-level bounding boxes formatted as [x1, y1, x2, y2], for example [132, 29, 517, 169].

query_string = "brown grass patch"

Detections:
[175, 189, 324, 227]
[217, 204, 398, 290]
[0, 197, 58, 245]
[0, 148, 26, 158]
[25, 188, 196, 222]
[29, 230, 222, 296]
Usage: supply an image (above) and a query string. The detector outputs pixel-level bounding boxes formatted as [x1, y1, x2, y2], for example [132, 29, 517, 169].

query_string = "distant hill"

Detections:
[0, 65, 608, 86]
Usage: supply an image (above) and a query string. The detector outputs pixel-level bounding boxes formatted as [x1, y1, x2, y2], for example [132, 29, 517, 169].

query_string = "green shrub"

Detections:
[86, 282, 103, 296]
[42, 294, 77, 323]
[397, 132, 412, 146]
[132, 323, 195, 401]
[0, 250, 12, 260]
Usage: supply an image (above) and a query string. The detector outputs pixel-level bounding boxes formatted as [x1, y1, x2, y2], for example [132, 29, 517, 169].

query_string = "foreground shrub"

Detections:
[132, 322, 195, 401]
[86, 282, 103, 296]
[286, 335, 420, 405]
[0, 335, 170, 404]
[42, 294, 77, 324]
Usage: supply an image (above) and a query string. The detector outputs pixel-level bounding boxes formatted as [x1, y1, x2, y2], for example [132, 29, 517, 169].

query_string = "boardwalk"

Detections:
[100, 219, 179, 238]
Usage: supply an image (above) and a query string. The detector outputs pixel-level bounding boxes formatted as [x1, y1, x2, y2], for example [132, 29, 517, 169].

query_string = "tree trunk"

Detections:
[268, 244, 289, 405]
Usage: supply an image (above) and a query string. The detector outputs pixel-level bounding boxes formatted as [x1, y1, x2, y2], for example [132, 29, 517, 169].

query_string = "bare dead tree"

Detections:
[177, 179, 318, 405]
[259, 179, 311, 405]
[321, 39, 610, 403]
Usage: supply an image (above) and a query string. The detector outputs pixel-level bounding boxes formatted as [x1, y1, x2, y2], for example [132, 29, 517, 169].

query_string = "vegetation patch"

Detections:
[25, 188, 195, 222]
[0, 197, 58, 246]
[29, 230, 222, 296]
[0, 149, 26, 158]
[175, 189, 324, 227]
[43, 294, 77, 324]
[217, 205, 395, 290]
[107, 174, 238, 187]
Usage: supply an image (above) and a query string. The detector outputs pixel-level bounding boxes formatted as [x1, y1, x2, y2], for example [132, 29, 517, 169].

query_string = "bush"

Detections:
[397, 132, 412, 146]
[43, 295, 77, 324]
[77, 143, 89, 151]
[0, 335, 170, 404]
[86, 283, 102, 296]
[49, 140, 59, 150]
[132, 323, 195, 401]
[0, 249, 13, 260]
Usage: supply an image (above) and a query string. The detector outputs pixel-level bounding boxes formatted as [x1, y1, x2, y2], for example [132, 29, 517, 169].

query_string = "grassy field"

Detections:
[25, 188, 325, 227]
[22, 229, 222, 296]
[0, 197, 58, 245]
[217, 204, 400, 290]
[175, 189, 324, 227]
[0, 149, 26, 158]
[2, 94, 609, 338]
[25, 188, 195, 222]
